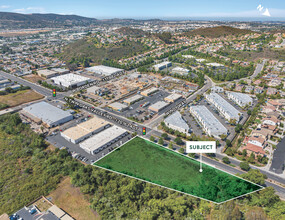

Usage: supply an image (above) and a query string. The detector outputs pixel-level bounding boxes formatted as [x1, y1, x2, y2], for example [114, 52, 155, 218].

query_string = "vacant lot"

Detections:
[0, 89, 43, 107]
[48, 177, 100, 220]
[222, 48, 285, 62]
[95, 137, 261, 203]
[23, 74, 45, 83]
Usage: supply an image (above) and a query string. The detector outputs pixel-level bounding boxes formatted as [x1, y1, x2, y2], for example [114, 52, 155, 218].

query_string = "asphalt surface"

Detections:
[250, 59, 267, 80]
[1, 70, 285, 198]
[270, 136, 285, 174]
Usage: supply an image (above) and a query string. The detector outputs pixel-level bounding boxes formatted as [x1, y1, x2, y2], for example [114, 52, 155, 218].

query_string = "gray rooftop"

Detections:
[228, 92, 253, 104]
[207, 93, 241, 119]
[191, 105, 227, 135]
[165, 111, 189, 131]
[23, 101, 72, 126]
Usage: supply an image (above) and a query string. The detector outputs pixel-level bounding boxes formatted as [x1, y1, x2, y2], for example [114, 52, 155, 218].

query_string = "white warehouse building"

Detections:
[22, 101, 73, 127]
[79, 126, 129, 155]
[51, 73, 93, 88]
[227, 92, 253, 107]
[206, 93, 242, 122]
[61, 117, 111, 144]
[172, 67, 189, 75]
[153, 61, 172, 71]
[85, 65, 124, 76]
[164, 111, 190, 134]
[189, 105, 228, 138]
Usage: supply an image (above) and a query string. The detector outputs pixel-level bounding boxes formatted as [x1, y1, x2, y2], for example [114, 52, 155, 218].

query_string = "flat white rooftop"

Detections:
[85, 65, 123, 76]
[22, 101, 72, 126]
[108, 102, 128, 110]
[165, 93, 182, 102]
[149, 101, 169, 111]
[62, 117, 109, 141]
[80, 126, 127, 153]
[172, 67, 189, 73]
[51, 73, 92, 87]
[124, 94, 143, 104]
[165, 111, 189, 131]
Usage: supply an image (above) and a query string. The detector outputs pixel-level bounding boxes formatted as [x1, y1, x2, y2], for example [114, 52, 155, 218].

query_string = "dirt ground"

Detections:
[48, 177, 100, 220]
[0, 90, 44, 107]
[23, 74, 45, 83]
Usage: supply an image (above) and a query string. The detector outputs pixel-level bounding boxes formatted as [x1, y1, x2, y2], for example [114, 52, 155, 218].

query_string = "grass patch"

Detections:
[0, 89, 43, 107]
[48, 177, 100, 220]
[95, 137, 262, 203]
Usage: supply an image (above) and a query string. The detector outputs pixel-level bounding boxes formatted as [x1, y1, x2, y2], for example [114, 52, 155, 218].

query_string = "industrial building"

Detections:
[22, 101, 73, 127]
[61, 117, 111, 144]
[37, 69, 58, 79]
[206, 63, 225, 69]
[206, 93, 242, 122]
[164, 93, 182, 103]
[153, 61, 172, 71]
[172, 67, 189, 75]
[123, 94, 144, 105]
[164, 111, 190, 134]
[189, 105, 228, 138]
[108, 102, 128, 111]
[85, 65, 124, 76]
[182, 55, 195, 59]
[227, 92, 253, 107]
[79, 126, 129, 155]
[87, 86, 110, 96]
[51, 68, 70, 75]
[141, 87, 159, 96]
[148, 101, 169, 112]
[211, 86, 224, 93]
[51, 73, 93, 88]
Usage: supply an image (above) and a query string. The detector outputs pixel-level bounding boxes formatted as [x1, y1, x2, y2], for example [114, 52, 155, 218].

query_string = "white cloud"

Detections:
[0, 5, 10, 9]
[13, 7, 46, 14]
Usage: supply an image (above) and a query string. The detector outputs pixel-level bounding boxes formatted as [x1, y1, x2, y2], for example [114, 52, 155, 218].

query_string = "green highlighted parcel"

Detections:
[95, 137, 262, 203]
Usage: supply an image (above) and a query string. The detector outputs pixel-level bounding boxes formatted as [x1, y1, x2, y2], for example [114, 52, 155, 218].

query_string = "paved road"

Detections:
[146, 75, 213, 128]
[201, 155, 285, 197]
[0, 71, 52, 97]
[2, 70, 285, 197]
[270, 137, 285, 174]
[250, 59, 267, 80]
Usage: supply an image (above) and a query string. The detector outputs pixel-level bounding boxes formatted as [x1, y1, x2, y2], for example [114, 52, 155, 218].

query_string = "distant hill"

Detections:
[115, 27, 148, 36]
[184, 26, 254, 38]
[0, 12, 97, 29]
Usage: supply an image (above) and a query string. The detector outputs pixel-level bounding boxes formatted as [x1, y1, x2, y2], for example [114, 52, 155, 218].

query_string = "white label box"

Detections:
[186, 141, 216, 153]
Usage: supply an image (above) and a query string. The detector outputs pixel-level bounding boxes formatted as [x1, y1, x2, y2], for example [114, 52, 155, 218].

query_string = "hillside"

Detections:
[0, 12, 97, 29]
[60, 37, 147, 67]
[184, 26, 254, 38]
[115, 27, 147, 37]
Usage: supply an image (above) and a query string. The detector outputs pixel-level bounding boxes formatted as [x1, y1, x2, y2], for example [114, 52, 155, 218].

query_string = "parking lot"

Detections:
[183, 94, 256, 143]
[46, 131, 132, 164]
[105, 89, 186, 123]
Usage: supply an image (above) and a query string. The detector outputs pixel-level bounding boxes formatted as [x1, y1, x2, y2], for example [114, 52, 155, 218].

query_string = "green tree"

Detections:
[150, 136, 155, 142]
[222, 157, 230, 164]
[158, 137, 164, 145]
[240, 161, 250, 171]
[240, 169, 267, 185]
[168, 142, 173, 150]
[174, 137, 183, 145]
[161, 133, 168, 139]
[178, 148, 184, 154]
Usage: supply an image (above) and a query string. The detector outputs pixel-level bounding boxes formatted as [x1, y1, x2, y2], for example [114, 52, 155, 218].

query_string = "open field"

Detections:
[95, 137, 262, 203]
[0, 89, 44, 107]
[23, 74, 45, 83]
[48, 177, 100, 220]
[221, 48, 285, 62]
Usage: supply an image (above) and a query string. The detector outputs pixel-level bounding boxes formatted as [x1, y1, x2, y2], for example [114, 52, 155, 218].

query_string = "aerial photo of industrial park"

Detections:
[1, 0, 285, 219]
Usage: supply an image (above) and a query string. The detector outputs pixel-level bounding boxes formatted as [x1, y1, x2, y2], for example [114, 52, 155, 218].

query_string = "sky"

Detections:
[1, 0, 285, 19]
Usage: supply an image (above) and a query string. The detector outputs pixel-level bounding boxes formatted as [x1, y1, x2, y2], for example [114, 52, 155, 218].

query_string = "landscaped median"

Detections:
[94, 136, 262, 203]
